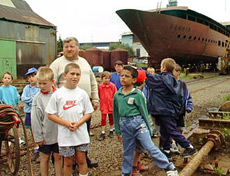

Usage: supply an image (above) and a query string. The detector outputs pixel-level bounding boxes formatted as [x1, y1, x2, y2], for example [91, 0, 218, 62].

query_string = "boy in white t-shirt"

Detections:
[46, 63, 94, 176]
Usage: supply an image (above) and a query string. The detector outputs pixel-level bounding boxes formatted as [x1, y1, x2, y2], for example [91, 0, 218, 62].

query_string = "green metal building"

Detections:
[0, 0, 56, 79]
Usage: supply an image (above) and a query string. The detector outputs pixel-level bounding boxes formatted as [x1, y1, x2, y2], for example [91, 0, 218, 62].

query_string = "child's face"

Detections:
[120, 70, 136, 87]
[115, 64, 123, 74]
[173, 70, 181, 79]
[38, 79, 54, 93]
[64, 67, 81, 88]
[102, 76, 110, 84]
[28, 73, 37, 85]
[2, 73, 13, 86]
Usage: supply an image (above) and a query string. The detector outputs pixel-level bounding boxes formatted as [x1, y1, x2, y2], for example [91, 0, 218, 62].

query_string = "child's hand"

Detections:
[117, 135, 122, 142]
[186, 109, 191, 113]
[65, 121, 75, 131]
[69, 122, 79, 131]
[36, 141, 46, 147]
[92, 101, 98, 110]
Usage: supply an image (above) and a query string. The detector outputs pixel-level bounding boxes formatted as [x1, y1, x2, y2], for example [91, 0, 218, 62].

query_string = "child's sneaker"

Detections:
[98, 133, 105, 141]
[166, 169, 178, 176]
[163, 150, 172, 161]
[19, 138, 26, 146]
[108, 131, 114, 138]
[137, 162, 148, 171]
[170, 141, 181, 154]
[180, 147, 197, 158]
[132, 167, 143, 176]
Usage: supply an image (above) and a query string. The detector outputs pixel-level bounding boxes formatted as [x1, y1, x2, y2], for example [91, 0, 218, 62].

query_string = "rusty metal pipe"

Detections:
[179, 130, 224, 176]
[179, 141, 214, 176]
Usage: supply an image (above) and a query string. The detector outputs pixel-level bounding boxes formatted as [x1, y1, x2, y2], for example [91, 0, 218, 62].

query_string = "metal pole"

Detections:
[179, 140, 214, 176]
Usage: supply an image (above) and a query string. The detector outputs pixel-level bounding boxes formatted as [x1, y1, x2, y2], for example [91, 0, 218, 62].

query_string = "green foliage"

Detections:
[223, 113, 230, 120]
[186, 122, 192, 127]
[214, 167, 225, 175]
[198, 137, 203, 145]
[109, 42, 135, 57]
[222, 128, 230, 138]
[57, 36, 63, 53]
[180, 73, 194, 80]
[221, 94, 230, 102]
[80, 44, 93, 50]
[136, 63, 147, 68]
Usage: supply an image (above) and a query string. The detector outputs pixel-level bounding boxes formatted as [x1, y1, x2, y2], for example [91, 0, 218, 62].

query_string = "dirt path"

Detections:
[1, 73, 230, 176]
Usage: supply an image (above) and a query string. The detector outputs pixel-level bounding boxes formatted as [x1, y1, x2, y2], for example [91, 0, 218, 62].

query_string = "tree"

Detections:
[57, 36, 63, 53]
[109, 42, 135, 57]
[80, 44, 93, 50]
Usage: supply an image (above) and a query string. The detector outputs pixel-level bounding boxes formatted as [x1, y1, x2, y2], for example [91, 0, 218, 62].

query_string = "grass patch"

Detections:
[180, 73, 194, 80]
[136, 63, 147, 68]
[221, 94, 230, 102]
[186, 122, 192, 127]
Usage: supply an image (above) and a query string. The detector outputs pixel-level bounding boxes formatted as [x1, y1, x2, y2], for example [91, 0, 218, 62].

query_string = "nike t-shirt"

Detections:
[46, 86, 94, 147]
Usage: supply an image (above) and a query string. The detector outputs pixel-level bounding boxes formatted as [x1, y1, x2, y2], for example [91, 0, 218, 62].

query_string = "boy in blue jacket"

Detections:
[171, 64, 193, 153]
[21, 67, 40, 160]
[145, 58, 196, 160]
[173, 64, 193, 133]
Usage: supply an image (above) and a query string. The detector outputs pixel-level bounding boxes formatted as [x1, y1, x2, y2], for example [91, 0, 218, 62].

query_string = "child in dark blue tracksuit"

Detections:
[145, 58, 196, 158]
[173, 64, 193, 133]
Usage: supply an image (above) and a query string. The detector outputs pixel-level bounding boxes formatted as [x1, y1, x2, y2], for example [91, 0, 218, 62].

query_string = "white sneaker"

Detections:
[19, 138, 26, 146]
[166, 170, 179, 176]
[170, 141, 181, 154]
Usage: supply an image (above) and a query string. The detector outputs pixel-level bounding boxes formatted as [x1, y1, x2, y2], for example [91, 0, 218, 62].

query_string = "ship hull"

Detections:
[116, 8, 230, 65]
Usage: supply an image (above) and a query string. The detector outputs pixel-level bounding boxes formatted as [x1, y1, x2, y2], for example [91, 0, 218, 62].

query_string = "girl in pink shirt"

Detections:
[98, 71, 117, 140]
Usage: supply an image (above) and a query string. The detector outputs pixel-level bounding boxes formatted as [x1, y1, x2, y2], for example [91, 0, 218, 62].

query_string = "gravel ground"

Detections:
[1, 73, 230, 176]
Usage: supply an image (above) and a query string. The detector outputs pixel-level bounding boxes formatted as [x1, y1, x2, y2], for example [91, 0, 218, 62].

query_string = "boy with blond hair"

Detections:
[147, 67, 155, 75]
[46, 63, 94, 176]
[145, 58, 196, 160]
[31, 67, 62, 176]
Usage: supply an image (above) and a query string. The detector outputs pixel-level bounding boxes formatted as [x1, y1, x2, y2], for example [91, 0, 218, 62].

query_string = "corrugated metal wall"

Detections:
[0, 20, 56, 78]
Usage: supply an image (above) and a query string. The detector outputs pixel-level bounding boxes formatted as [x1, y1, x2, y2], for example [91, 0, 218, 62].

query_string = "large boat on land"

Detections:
[116, 2, 230, 66]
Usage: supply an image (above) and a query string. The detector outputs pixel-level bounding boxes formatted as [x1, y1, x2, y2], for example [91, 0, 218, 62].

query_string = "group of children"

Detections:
[98, 59, 195, 176]
[0, 64, 93, 176]
[0, 57, 196, 176]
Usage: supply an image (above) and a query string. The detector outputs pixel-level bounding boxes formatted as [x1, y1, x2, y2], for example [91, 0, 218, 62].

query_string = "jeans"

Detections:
[120, 115, 174, 175]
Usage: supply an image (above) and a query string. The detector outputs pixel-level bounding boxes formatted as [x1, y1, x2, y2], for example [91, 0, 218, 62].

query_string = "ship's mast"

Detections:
[167, 0, 178, 7]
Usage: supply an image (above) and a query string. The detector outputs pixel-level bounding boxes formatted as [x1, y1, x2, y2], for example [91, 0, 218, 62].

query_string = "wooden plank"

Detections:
[199, 118, 230, 129]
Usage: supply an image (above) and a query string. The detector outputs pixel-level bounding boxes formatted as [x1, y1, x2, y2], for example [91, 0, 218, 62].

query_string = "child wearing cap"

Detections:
[21, 67, 40, 160]
[132, 69, 149, 175]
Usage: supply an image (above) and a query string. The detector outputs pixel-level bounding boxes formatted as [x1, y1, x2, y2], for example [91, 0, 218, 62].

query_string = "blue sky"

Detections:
[25, 0, 229, 43]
